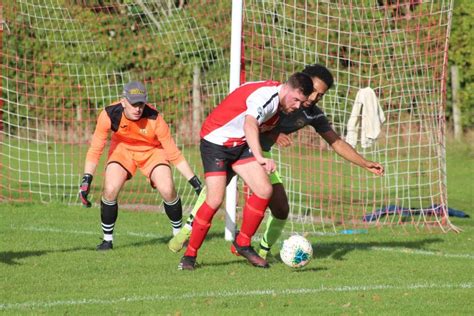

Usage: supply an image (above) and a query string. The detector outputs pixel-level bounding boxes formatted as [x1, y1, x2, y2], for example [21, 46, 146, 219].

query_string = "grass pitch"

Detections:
[1, 205, 473, 314]
[0, 140, 473, 314]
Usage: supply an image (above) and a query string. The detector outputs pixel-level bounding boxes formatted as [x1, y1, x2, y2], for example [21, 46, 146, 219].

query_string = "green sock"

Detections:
[260, 215, 287, 251]
[185, 186, 207, 227]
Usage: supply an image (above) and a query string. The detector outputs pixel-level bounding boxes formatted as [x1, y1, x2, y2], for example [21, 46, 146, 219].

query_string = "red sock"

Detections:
[236, 194, 269, 247]
[184, 202, 218, 257]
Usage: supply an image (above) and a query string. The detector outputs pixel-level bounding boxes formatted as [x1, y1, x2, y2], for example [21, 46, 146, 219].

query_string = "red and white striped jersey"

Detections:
[200, 80, 282, 147]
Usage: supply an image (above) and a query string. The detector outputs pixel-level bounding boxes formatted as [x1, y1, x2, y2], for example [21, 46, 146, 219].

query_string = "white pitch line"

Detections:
[9, 226, 474, 259]
[0, 282, 472, 311]
[10, 225, 164, 239]
[317, 243, 474, 260]
[370, 246, 474, 260]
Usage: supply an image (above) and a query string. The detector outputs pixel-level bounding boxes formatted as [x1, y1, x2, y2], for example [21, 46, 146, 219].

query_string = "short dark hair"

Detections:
[302, 64, 334, 89]
[287, 72, 314, 97]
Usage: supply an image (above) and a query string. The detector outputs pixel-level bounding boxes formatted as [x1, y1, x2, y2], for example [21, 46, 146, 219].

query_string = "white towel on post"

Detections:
[345, 87, 385, 148]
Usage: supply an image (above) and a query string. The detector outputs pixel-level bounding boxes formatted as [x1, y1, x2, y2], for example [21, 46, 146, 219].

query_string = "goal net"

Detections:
[241, 0, 455, 233]
[0, 1, 455, 233]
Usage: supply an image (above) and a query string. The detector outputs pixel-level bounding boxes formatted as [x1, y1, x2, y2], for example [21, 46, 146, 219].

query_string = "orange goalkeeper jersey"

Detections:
[85, 102, 185, 166]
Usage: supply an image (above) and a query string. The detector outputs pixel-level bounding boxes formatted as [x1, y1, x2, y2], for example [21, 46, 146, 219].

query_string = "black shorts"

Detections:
[200, 139, 255, 180]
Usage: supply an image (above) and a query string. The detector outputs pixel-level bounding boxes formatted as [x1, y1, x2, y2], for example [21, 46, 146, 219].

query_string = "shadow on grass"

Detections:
[291, 266, 327, 273]
[313, 238, 444, 261]
[0, 246, 91, 265]
[1, 250, 50, 265]
[122, 231, 224, 249]
[121, 236, 171, 248]
[199, 258, 328, 272]
[0, 231, 225, 265]
[0, 236, 170, 265]
[198, 258, 243, 268]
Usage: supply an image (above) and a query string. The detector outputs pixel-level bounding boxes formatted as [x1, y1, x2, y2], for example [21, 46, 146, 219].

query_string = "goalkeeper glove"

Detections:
[188, 175, 203, 196]
[79, 173, 93, 208]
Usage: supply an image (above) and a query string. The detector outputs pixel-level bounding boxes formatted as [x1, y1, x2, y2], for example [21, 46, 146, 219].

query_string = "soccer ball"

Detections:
[280, 235, 313, 268]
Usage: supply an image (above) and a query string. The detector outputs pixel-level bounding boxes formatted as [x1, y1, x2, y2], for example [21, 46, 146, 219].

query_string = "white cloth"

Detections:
[345, 87, 385, 148]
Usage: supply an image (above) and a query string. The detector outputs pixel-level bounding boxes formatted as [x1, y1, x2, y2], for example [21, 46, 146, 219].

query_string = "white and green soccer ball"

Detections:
[280, 235, 313, 268]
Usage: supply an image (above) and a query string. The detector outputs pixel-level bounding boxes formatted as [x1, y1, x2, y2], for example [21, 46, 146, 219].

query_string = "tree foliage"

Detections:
[448, 0, 474, 129]
[2, 0, 471, 136]
[2, 1, 231, 138]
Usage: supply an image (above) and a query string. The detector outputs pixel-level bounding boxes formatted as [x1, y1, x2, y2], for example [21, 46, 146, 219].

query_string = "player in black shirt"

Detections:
[259, 102, 333, 153]
[168, 64, 384, 259]
[257, 64, 384, 259]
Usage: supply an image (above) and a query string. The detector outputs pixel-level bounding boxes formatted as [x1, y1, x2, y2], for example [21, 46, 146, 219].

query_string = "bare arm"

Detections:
[321, 129, 384, 176]
[154, 115, 203, 193]
[244, 115, 276, 173]
[83, 161, 98, 176]
[174, 160, 196, 181]
[275, 133, 293, 147]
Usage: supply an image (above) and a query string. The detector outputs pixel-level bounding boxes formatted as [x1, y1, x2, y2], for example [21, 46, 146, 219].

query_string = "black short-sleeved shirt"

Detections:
[260, 104, 332, 151]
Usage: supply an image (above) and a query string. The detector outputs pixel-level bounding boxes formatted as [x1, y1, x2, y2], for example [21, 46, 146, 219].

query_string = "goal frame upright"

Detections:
[224, 0, 243, 241]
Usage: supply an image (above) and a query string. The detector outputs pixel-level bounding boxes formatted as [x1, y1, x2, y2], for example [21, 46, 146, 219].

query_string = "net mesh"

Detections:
[242, 0, 454, 233]
[0, 0, 455, 233]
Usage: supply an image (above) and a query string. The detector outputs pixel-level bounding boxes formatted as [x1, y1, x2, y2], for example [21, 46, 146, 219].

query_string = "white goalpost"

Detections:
[224, 0, 243, 241]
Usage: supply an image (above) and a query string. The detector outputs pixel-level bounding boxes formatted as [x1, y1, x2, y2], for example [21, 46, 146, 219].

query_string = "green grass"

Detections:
[446, 140, 474, 212]
[0, 140, 473, 314]
[0, 139, 203, 204]
[0, 203, 473, 314]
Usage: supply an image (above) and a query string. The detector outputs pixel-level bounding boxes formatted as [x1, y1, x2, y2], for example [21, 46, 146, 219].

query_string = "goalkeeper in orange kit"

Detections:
[79, 81, 202, 250]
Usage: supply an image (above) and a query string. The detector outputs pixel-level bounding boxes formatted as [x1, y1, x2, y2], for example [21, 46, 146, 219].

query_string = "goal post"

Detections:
[224, 0, 244, 241]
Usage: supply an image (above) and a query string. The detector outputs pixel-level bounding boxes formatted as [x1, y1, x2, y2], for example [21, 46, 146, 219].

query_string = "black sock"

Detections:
[163, 196, 182, 235]
[101, 197, 118, 241]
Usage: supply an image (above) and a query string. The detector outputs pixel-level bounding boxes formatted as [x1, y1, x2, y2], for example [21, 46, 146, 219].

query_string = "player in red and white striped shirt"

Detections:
[178, 72, 314, 270]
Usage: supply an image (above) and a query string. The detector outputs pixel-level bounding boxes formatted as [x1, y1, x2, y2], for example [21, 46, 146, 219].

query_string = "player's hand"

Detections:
[365, 161, 384, 176]
[188, 175, 203, 195]
[276, 133, 293, 147]
[79, 173, 93, 207]
[257, 157, 276, 174]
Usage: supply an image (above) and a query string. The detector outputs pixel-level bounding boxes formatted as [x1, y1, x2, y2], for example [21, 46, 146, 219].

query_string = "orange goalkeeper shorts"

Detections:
[106, 142, 169, 180]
